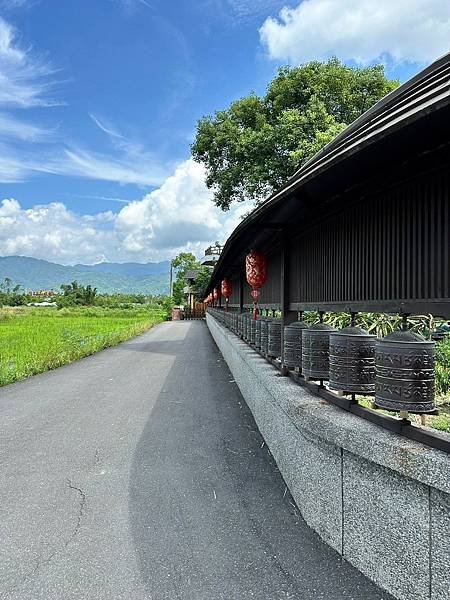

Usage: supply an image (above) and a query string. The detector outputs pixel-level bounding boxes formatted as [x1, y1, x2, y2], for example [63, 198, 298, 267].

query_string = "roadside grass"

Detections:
[0, 306, 165, 386]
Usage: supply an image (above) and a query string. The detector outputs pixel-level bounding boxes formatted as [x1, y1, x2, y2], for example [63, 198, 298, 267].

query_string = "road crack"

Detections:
[1, 479, 87, 599]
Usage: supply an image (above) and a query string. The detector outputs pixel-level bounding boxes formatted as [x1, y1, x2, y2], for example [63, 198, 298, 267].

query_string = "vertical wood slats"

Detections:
[287, 167, 449, 304]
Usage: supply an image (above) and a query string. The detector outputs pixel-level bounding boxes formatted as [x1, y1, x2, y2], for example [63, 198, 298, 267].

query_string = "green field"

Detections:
[0, 306, 165, 387]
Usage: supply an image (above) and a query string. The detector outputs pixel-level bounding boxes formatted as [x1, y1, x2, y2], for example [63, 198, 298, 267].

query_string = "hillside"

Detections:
[0, 256, 170, 294]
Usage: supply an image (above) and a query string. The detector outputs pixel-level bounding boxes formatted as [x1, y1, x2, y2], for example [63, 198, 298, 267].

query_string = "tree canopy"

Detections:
[191, 58, 398, 211]
[172, 252, 199, 305]
[60, 281, 98, 306]
[171, 252, 211, 305]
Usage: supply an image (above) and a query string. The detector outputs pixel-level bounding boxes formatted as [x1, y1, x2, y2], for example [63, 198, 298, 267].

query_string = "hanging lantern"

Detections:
[375, 329, 435, 414]
[246, 250, 267, 320]
[221, 278, 232, 312]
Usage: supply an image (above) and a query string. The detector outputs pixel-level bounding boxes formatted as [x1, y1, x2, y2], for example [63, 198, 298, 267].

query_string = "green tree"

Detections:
[192, 266, 212, 300]
[171, 252, 199, 305]
[0, 278, 28, 307]
[192, 58, 398, 210]
[171, 252, 213, 305]
[60, 281, 98, 306]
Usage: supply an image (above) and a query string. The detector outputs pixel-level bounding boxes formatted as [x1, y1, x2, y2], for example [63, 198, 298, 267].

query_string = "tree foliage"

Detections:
[171, 252, 199, 305]
[191, 266, 212, 300]
[60, 281, 98, 306]
[192, 58, 398, 210]
[0, 278, 28, 306]
[171, 252, 211, 305]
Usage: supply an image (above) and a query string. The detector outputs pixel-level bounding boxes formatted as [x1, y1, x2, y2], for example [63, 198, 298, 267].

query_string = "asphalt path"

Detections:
[0, 320, 392, 600]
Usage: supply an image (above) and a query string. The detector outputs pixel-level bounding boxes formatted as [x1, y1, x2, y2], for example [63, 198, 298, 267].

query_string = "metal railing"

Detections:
[207, 307, 450, 455]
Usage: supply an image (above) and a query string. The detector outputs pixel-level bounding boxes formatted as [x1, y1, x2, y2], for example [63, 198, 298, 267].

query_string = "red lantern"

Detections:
[246, 250, 267, 319]
[221, 278, 232, 311]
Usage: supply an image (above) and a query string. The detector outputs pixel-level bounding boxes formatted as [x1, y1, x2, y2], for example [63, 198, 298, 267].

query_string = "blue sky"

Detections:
[0, 0, 448, 264]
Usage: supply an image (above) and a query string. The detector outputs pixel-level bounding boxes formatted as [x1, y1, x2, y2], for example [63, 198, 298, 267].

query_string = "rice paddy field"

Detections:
[0, 306, 165, 387]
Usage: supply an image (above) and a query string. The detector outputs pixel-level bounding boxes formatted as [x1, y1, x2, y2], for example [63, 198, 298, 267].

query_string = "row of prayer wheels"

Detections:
[207, 308, 436, 414]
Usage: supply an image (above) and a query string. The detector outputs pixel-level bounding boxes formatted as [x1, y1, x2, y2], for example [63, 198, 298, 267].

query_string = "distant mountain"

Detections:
[0, 256, 170, 295]
[73, 261, 169, 277]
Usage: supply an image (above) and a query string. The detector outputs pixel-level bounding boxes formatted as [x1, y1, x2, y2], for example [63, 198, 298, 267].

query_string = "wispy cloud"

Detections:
[54, 147, 167, 187]
[67, 194, 132, 205]
[0, 16, 169, 187]
[226, 0, 286, 20]
[108, 0, 154, 12]
[89, 113, 125, 141]
[0, 16, 58, 108]
[0, 111, 53, 141]
[0, 0, 37, 8]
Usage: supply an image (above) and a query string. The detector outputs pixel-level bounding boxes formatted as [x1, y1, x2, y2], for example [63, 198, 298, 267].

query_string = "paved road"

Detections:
[0, 320, 391, 600]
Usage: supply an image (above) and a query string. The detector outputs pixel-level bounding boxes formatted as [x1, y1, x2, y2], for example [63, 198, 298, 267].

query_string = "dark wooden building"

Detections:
[208, 53, 450, 320]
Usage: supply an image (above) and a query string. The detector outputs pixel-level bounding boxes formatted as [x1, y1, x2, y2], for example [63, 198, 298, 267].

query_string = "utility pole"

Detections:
[169, 260, 173, 298]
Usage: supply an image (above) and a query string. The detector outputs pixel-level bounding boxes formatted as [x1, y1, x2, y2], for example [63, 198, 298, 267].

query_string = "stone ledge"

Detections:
[206, 314, 450, 495]
[207, 313, 450, 600]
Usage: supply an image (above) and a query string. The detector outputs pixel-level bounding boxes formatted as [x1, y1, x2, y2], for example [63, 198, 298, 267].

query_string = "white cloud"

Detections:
[0, 17, 168, 187]
[0, 16, 56, 108]
[51, 147, 168, 187]
[0, 1, 35, 7]
[260, 0, 450, 65]
[0, 111, 51, 141]
[226, 0, 286, 20]
[0, 159, 250, 264]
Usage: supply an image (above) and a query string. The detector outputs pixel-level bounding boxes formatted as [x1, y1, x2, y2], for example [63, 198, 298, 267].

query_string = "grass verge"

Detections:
[0, 306, 165, 386]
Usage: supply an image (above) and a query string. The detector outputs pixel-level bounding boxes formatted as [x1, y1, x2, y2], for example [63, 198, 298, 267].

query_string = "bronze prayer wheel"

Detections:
[329, 326, 376, 394]
[302, 322, 336, 380]
[284, 321, 309, 370]
[255, 317, 263, 349]
[242, 313, 251, 342]
[375, 330, 435, 414]
[268, 319, 282, 358]
[237, 314, 243, 337]
[260, 318, 272, 355]
[249, 318, 256, 345]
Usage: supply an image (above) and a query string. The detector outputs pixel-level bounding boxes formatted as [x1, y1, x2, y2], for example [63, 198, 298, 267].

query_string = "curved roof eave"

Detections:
[207, 52, 450, 292]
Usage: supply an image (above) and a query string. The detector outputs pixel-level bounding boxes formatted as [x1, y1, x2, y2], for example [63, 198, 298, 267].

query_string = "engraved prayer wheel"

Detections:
[268, 319, 282, 359]
[243, 313, 251, 342]
[375, 330, 436, 413]
[242, 313, 248, 341]
[237, 314, 243, 337]
[284, 321, 309, 369]
[260, 318, 272, 355]
[329, 326, 376, 394]
[249, 318, 256, 345]
[302, 323, 336, 380]
[255, 317, 264, 350]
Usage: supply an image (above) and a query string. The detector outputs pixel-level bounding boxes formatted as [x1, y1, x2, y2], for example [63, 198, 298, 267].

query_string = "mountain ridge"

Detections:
[0, 256, 170, 294]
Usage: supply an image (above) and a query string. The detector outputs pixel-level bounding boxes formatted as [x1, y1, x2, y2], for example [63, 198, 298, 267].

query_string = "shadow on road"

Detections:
[128, 321, 392, 600]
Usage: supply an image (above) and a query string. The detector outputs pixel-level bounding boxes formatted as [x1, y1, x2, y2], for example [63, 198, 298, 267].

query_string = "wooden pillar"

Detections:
[280, 236, 297, 372]
[239, 270, 244, 313]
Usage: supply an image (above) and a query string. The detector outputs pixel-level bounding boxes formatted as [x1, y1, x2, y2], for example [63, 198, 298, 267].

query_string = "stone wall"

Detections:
[206, 313, 450, 600]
